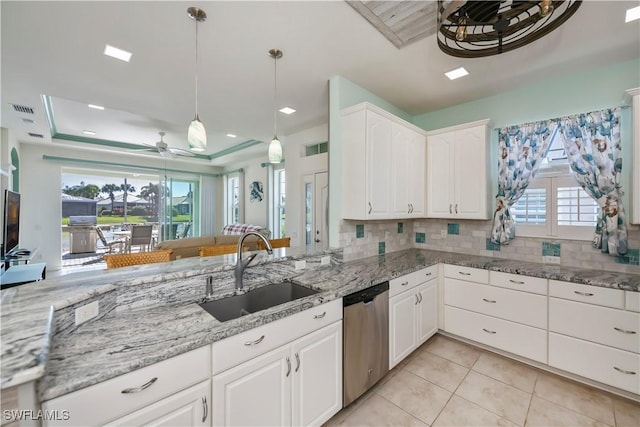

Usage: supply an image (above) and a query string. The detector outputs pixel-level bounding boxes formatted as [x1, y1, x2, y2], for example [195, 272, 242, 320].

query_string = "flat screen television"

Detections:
[3, 190, 20, 257]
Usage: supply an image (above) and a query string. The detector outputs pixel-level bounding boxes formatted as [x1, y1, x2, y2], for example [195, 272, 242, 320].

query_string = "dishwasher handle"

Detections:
[343, 281, 389, 307]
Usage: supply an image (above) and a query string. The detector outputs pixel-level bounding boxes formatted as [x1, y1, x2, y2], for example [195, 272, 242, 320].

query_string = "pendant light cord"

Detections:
[194, 17, 199, 119]
[273, 54, 278, 137]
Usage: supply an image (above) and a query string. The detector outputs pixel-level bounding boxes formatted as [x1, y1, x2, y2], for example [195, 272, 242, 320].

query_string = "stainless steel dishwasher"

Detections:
[342, 281, 389, 407]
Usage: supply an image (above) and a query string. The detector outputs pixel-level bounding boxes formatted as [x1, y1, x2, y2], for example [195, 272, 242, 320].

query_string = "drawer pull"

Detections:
[121, 377, 158, 394]
[614, 366, 636, 375]
[401, 281, 410, 286]
[313, 311, 326, 319]
[459, 272, 471, 276]
[508, 279, 525, 285]
[244, 335, 265, 346]
[202, 396, 208, 422]
[295, 352, 300, 372]
[425, 272, 432, 276]
[368, 202, 372, 214]
[482, 298, 497, 304]
[482, 328, 496, 334]
[286, 356, 291, 377]
[415, 294, 419, 305]
[418, 292, 423, 303]
[614, 327, 637, 335]
[574, 291, 594, 297]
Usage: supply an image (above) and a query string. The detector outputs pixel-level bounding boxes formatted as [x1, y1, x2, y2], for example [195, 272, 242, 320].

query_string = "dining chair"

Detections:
[95, 227, 127, 254]
[104, 250, 173, 269]
[129, 225, 154, 252]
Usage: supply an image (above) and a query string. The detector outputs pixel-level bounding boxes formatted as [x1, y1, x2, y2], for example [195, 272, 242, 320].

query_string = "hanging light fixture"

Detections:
[437, 1, 582, 58]
[268, 48, 283, 164]
[187, 7, 207, 152]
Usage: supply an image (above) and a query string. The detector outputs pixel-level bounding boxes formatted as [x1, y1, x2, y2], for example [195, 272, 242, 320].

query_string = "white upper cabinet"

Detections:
[427, 120, 492, 219]
[341, 102, 427, 220]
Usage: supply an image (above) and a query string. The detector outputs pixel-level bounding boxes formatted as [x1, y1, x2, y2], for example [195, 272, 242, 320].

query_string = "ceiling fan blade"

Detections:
[168, 147, 196, 157]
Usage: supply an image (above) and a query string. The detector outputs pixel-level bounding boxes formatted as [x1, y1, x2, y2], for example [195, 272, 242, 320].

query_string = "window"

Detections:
[225, 173, 242, 225]
[273, 168, 286, 238]
[512, 134, 600, 240]
[304, 142, 328, 157]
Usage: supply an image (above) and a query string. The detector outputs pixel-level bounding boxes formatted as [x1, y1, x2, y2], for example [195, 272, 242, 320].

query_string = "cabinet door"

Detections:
[389, 290, 417, 369]
[212, 345, 291, 427]
[366, 110, 393, 218]
[109, 380, 210, 427]
[392, 123, 411, 217]
[427, 132, 455, 217]
[416, 280, 438, 345]
[291, 322, 342, 427]
[409, 133, 426, 217]
[454, 125, 489, 219]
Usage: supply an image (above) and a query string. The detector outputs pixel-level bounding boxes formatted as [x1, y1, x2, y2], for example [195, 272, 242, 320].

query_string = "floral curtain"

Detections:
[490, 122, 557, 245]
[558, 108, 627, 256]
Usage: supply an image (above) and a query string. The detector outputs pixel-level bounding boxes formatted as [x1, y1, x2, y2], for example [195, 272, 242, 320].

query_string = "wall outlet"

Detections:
[440, 230, 447, 238]
[75, 301, 99, 326]
[295, 260, 306, 270]
[321, 256, 331, 266]
[543, 255, 561, 264]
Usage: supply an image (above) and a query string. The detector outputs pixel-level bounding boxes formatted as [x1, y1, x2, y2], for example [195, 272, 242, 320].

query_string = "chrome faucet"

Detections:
[234, 231, 273, 291]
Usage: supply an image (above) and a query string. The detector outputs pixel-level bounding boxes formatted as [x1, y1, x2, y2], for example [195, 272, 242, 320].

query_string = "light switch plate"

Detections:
[295, 260, 306, 270]
[75, 301, 99, 326]
[543, 255, 561, 264]
[321, 256, 331, 266]
[440, 230, 447, 238]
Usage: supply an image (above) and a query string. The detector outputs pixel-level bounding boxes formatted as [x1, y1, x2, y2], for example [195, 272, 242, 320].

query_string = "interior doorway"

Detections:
[303, 171, 328, 248]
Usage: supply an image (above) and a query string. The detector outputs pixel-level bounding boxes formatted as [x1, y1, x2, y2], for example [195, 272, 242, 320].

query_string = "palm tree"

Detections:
[62, 181, 100, 199]
[140, 182, 160, 217]
[120, 179, 136, 222]
[100, 183, 120, 212]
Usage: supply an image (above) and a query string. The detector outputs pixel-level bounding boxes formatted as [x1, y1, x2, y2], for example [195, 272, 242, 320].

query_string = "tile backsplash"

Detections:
[338, 218, 640, 272]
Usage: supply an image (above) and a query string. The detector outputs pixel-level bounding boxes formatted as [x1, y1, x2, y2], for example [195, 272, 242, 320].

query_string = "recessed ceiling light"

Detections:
[445, 67, 469, 80]
[626, 5, 640, 23]
[226, 133, 237, 138]
[83, 130, 96, 135]
[88, 104, 105, 110]
[279, 107, 296, 115]
[103, 44, 132, 62]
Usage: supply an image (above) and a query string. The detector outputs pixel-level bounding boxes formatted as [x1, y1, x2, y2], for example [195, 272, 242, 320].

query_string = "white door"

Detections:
[416, 280, 438, 345]
[389, 290, 417, 369]
[109, 381, 210, 427]
[409, 132, 427, 216]
[427, 131, 455, 217]
[366, 110, 392, 218]
[455, 125, 486, 218]
[303, 172, 328, 248]
[212, 345, 291, 427]
[392, 123, 411, 217]
[291, 322, 342, 427]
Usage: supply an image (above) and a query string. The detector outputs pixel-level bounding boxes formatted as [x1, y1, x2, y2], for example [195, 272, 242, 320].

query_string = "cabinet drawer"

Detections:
[42, 346, 211, 426]
[549, 298, 640, 353]
[444, 305, 547, 363]
[549, 280, 624, 308]
[490, 271, 547, 295]
[212, 299, 341, 374]
[549, 333, 640, 395]
[626, 291, 640, 312]
[444, 264, 488, 284]
[390, 272, 418, 297]
[416, 265, 438, 284]
[445, 279, 547, 329]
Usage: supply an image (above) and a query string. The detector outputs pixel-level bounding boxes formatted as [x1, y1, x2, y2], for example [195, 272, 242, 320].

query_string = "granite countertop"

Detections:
[1, 248, 638, 403]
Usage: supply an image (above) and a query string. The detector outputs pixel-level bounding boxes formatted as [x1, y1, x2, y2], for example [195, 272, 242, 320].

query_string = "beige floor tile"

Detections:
[525, 395, 612, 427]
[534, 373, 615, 426]
[613, 397, 640, 427]
[377, 369, 452, 425]
[422, 335, 481, 368]
[432, 395, 516, 427]
[472, 352, 538, 393]
[404, 349, 470, 392]
[455, 371, 532, 426]
[338, 394, 427, 427]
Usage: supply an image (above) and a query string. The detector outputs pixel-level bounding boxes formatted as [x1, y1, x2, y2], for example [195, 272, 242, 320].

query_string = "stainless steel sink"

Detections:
[198, 281, 318, 322]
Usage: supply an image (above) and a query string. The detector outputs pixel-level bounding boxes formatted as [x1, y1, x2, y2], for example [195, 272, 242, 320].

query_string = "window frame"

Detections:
[224, 172, 243, 225]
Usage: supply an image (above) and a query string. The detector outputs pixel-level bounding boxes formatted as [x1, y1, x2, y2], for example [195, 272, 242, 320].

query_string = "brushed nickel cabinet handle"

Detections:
[401, 281, 410, 286]
[425, 272, 432, 276]
[449, 204, 452, 214]
[574, 291, 594, 297]
[509, 279, 525, 285]
[368, 202, 372, 214]
[418, 292, 423, 303]
[244, 335, 265, 346]
[459, 271, 471, 276]
[614, 327, 637, 334]
[408, 204, 411, 214]
[313, 311, 326, 319]
[121, 377, 158, 394]
[415, 294, 419, 305]
[410, 204, 414, 213]
[482, 298, 497, 304]
[482, 328, 496, 334]
[614, 366, 636, 375]
[286, 356, 291, 377]
[295, 352, 300, 372]
[455, 204, 458, 214]
[202, 396, 208, 422]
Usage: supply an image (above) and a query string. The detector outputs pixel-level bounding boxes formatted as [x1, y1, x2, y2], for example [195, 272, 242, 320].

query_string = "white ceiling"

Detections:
[2, 1, 639, 166]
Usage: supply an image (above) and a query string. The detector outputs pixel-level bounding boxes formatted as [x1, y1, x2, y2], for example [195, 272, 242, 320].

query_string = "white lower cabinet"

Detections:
[389, 271, 438, 369]
[212, 321, 342, 427]
[110, 380, 210, 426]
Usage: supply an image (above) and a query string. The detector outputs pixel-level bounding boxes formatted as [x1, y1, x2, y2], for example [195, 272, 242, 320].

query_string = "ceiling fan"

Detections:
[142, 132, 195, 157]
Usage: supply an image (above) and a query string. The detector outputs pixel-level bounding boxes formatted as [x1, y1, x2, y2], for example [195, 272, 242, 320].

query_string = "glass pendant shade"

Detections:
[188, 117, 206, 152]
[268, 136, 283, 164]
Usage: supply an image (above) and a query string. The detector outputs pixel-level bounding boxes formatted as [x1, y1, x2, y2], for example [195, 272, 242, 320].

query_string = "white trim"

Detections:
[425, 118, 492, 136]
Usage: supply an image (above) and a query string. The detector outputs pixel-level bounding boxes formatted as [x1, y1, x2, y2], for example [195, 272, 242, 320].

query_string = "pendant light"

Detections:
[268, 49, 283, 164]
[187, 7, 207, 152]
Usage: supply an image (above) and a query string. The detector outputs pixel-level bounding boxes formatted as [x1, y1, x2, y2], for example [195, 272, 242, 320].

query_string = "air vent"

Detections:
[27, 133, 43, 138]
[21, 118, 35, 124]
[12, 104, 35, 115]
